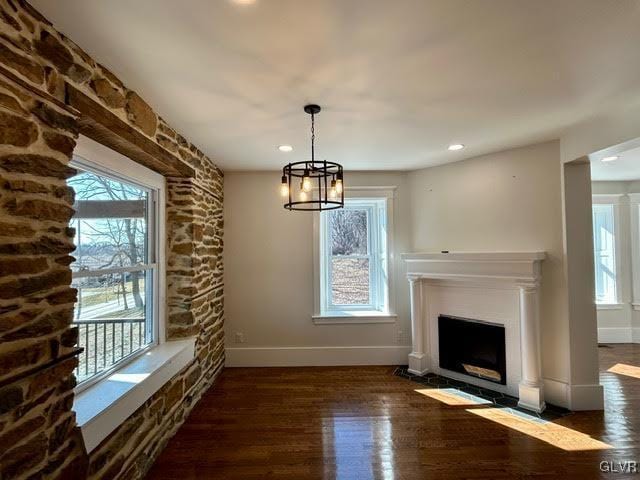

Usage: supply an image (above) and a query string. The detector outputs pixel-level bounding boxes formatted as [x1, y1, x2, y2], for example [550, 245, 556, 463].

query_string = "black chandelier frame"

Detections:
[282, 104, 345, 211]
[282, 160, 344, 211]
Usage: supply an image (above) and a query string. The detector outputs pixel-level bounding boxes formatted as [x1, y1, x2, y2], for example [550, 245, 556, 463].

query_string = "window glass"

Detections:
[331, 258, 370, 305]
[68, 166, 156, 384]
[331, 209, 368, 255]
[592, 204, 616, 304]
[321, 199, 387, 313]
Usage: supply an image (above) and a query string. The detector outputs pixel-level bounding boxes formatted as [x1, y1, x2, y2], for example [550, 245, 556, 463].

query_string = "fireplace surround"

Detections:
[402, 252, 546, 412]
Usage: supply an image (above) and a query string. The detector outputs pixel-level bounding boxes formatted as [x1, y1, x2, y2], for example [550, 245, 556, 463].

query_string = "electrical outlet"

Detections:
[235, 332, 245, 344]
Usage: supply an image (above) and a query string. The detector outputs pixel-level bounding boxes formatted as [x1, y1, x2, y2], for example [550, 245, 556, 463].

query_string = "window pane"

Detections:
[592, 204, 616, 304]
[68, 165, 155, 385]
[72, 271, 152, 383]
[331, 258, 370, 305]
[68, 170, 148, 272]
[330, 209, 368, 255]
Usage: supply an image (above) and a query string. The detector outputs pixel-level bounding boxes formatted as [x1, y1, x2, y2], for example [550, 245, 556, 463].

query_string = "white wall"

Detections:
[407, 141, 571, 391]
[224, 171, 413, 366]
[223, 140, 609, 408]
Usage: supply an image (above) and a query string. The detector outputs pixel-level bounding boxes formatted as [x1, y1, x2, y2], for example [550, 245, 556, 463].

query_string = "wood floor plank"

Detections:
[147, 344, 640, 479]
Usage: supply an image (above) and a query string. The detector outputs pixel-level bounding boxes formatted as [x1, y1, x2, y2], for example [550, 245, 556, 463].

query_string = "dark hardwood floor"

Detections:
[147, 344, 640, 479]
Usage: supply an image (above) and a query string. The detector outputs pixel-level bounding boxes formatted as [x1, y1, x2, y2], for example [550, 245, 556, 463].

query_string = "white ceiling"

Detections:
[31, 0, 640, 171]
[591, 145, 640, 181]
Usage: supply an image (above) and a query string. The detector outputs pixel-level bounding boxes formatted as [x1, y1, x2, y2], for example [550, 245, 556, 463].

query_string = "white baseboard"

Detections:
[598, 327, 633, 343]
[569, 383, 605, 411]
[633, 327, 640, 343]
[543, 378, 569, 408]
[225, 346, 412, 367]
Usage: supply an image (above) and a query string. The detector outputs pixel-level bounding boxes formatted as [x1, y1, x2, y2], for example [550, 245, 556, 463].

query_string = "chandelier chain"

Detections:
[310, 112, 315, 164]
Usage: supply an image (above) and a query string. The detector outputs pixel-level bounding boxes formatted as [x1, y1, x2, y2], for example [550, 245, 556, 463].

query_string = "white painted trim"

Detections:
[591, 193, 625, 204]
[74, 338, 196, 453]
[312, 313, 397, 324]
[401, 251, 545, 262]
[73, 135, 165, 190]
[631, 201, 640, 306]
[71, 135, 168, 393]
[543, 378, 569, 408]
[403, 252, 546, 408]
[401, 251, 545, 286]
[598, 327, 633, 343]
[633, 327, 640, 343]
[596, 303, 624, 310]
[568, 383, 605, 411]
[313, 186, 397, 319]
[225, 346, 411, 367]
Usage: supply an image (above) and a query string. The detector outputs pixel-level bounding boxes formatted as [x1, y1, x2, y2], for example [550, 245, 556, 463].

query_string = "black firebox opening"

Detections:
[438, 315, 507, 385]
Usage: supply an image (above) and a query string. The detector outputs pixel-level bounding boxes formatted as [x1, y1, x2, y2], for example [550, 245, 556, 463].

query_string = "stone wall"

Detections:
[0, 1, 224, 479]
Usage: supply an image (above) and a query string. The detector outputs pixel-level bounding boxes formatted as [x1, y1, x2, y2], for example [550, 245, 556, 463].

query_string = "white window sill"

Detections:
[73, 337, 196, 453]
[596, 303, 624, 310]
[312, 312, 397, 324]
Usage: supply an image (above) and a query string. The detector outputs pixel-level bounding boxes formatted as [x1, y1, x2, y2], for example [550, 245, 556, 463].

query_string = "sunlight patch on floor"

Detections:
[608, 363, 640, 380]
[467, 407, 611, 451]
[415, 388, 492, 406]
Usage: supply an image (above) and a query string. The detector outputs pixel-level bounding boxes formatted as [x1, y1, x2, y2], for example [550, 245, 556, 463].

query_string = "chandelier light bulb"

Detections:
[335, 178, 343, 194]
[302, 170, 312, 192]
[299, 189, 308, 201]
[329, 180, 337, 199]
[280, 175, 289, 197]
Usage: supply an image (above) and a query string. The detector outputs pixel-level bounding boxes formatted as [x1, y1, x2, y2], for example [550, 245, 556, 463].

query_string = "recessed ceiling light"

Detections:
[231, 0, 256, 5]
[448, 144, 465, 151]
[601, 156, 618, 162]
[278, 145, 293, 152]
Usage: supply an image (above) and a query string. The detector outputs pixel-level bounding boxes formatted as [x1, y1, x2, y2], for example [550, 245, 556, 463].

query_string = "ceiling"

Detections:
[591, 145, 640, 181]
[31, 0, 640, 171]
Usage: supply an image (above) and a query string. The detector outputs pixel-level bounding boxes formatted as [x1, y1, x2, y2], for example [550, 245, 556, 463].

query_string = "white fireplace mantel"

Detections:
[401, 251, 547, 413]
[402, 251, 545, 286]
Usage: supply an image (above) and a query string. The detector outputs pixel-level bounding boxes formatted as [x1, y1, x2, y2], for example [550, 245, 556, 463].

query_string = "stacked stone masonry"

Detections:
[0, 1, 225, 479]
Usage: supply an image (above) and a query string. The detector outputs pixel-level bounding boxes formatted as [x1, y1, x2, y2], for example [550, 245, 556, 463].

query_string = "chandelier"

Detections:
[281, 104, 344, 211]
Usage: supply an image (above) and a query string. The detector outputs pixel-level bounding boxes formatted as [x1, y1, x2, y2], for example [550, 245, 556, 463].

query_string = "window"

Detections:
[592, 204, 617, 304]
[68, 147, 163, 388]
[319, 198, 388, 314]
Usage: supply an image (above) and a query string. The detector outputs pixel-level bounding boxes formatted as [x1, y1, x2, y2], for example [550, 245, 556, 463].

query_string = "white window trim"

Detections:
[629, 193, 640, 308]
[312, 186, 397, 324]
[70, 136, 195, 452]
[596, 303, 624, 310]
[74, 337, 195, 453]
[592, 194, 624, 307]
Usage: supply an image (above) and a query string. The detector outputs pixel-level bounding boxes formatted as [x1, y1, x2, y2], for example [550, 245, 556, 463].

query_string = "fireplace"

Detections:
[438, 315, 507, 385]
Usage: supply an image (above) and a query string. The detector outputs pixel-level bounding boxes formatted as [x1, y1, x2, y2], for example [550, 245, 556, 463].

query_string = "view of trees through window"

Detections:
[68, 166, 154, 383]
[329, 209, 370, 305]
[592, 204, 616, 304]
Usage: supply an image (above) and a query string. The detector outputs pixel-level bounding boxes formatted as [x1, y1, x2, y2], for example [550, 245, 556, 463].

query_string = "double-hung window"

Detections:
[592, 203, 617, 304]
[319, 198, 389, 315]
[68, 142, 164, 388]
